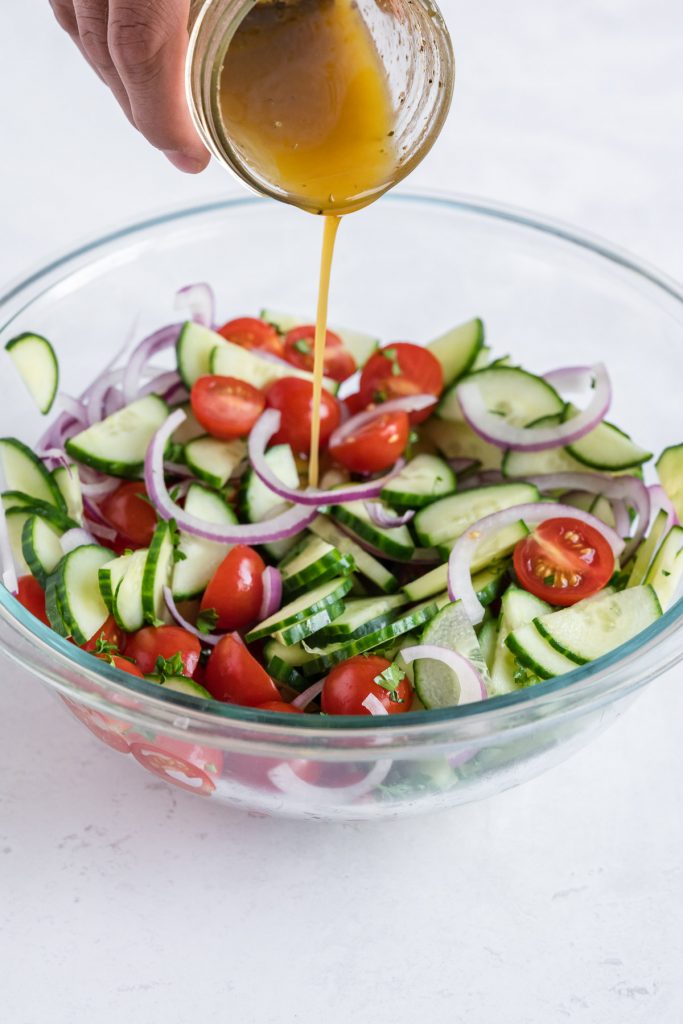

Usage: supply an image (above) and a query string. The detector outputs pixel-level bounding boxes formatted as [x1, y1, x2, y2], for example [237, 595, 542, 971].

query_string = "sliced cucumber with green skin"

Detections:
[490, 586, 551, 696]
[426, 318, 484, 388]
[656, 444, 683, 522]
[21, 515, 64, 587]
[503, 444, 587, 478]
[6, 508, 39, 575]
[99, 552, 135, 614]
[54, 544, 113, 644]
[246, 576, 354, 643]
[0, 438, 66, 510]
[628, 509, 669, 588]
[52, 465, 84, 525]
[65, 395, 169, 479]
[5, 333, 59, 415]
[172, 484, 236, 601]
[274, 600, 346, 646]
[112, 548, 148, 632]
[241, 443, 300, 561]
[263, 639, 316, 688]
[158, 676, 213, 700]
[380, 454, 456, 510]
[421, 417, 503, 470]
[280, 535, 355, 596]
[478, 618, 498, 674]
[413, 482, 539, 548]
[470, 346, 493, 371]
[259, 308, 380, 368]
[311, 593, 407, 643]
[45, 573, 68, 636]
[301, 600, 439, 677]
[309, 516, 398, 593]
[505, 623, 578, 679]
[2, 492, 76, 531]
[184, 435, 246, 489]
[402, 547, 514, 605]
[643, 526, 683, 610]
[177, 322, 227, 388]
[437, 365, 564, 425]
[589, 494, 616, 529]
[472, 560, 509, 607]
[534, 586, 662, 665]
[562, 405, 652, 470]
[414, 600, 490, 709]
[437, 519, 529, 563]
[142, 521, 175, 625]
[329, 500, 415, 561]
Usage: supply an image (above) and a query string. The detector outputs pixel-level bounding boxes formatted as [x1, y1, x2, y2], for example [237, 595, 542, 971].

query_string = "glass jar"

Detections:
[186, 0, 455, 213]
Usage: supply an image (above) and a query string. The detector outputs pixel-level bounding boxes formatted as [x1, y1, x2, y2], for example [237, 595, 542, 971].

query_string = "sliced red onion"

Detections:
[123, 324, 182, 404]
[268, 758, 393, 805]
[58, 394, 89, 426]
[163, 383, 190, 406]
[79, 476, 120, 498]
[138, 370, 183, 399]
[447, 457, 480, 476]
[328, 394, 437, 450]
[163, 586, 220, 646]
[248, 409, 405, 506]
[364, 502, 415, 528]
[175, 283, 215, 328]
[457, 363, 611, 452]
[361, 693, 389, 715]
[103, 387, 124, 418]
[448, 502, 626, 624]
[610, 498, 631, 538]
[292, 680, 325, 710]
[145, 410, 317, 543]
[61, 528, 97, 553]
[85, 519, 117, 543]
[400, 645, 488, 704]
[259, 566, 283, 620]
[38, 447, 71, 472]
[164, 462, 197, 479]
[649, 484, 679, 530]
[458, 470, 505, 491]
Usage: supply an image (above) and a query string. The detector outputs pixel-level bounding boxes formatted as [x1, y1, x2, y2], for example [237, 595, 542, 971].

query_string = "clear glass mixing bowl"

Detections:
[1, 192, 682, 821]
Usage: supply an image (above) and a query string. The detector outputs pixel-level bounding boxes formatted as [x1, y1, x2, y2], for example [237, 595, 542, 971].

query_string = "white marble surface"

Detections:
[2, 2, 683, 1022]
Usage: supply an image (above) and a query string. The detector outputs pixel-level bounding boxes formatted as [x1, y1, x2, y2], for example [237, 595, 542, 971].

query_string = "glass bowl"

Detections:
[1, 191, 682, 821]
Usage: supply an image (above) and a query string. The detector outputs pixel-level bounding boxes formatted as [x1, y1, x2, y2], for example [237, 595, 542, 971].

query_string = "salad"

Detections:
[2, 284, 682, 719]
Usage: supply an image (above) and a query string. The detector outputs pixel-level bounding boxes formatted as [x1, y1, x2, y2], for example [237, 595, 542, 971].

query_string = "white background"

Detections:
[2, 2, 683, 1021]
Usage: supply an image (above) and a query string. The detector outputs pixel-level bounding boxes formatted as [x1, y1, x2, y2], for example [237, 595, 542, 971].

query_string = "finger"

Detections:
[108, 0, 209, 172]
[50, 0, 105, 78]
[72, 0, 134, 124]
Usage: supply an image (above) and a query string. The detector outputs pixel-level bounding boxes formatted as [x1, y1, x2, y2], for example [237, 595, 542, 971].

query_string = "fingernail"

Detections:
[163, 150, 207, 174]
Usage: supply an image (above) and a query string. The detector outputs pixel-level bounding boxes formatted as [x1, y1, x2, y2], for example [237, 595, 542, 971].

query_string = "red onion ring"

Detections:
[328, 394, 437, 450]
[447, 457, 480, 476]
[400, 645, 488, 704]
[145, 410, 317, 543]
[457, 363, 611, 452]
[649, 484, 679, 530]
[259, 566, 283, 620]
[361, 693, 389, 715]
[364, 502, 415, 528]
[138, 370, 183, 400]
[292, 680, 325, 710]
[163, 586, 220, 645]
[61, 528, 97, 553]
[448, 501, 626, 624]
[175, 283, 215, 328]
[458, 470, 505, 491]
[79, 476, 120, 498]
[58, 394, 89, 426]
[123, 324, 182, 404]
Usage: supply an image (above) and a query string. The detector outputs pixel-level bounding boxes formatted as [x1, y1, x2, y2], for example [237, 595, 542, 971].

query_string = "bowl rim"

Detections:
[2, 187, 682, 739]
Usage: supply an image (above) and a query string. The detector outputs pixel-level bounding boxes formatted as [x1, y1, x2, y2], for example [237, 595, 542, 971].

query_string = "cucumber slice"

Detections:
[301, 600, 440, 677]
[628, 509, 669, 588]
[241, 443, 300, 561]
[21, 515, 64, 587]
[184, 436, 246, 489]
[503, 445, 586, 478]
[380, 454, 456, 510]
[490, 586, 551, 696]
[656, 444, 683, 522]
[259, 308, 379, 368]
[112, 548, 148, 632]
[422, 417, 503, 470]
[478, 618, 498, 674]
[590, 494, 616, 529]
[5, 333, 59, 415]
[177, 322, 227, 387]
[171, 404, 205, 444]
[245, 576, 354, 643]
[52, 465, 84, 525]
[142, 521, 175, 625]
[172, 485, 237, 601]
[309, 516, 398, 593]
[274, 600, 347, 646]
[263, 638, 315, 688]
[45, 573, 68, 635]
[402, 543, 516, 605]
[159, 676, 213, 699]
[329, 500, 415, 561]
[0, 438, 66, 510]
[413, 482, 539, 548]
[472, 560, 509, 607]
[280, 535, 354, 596]
[506, 623, 578, 679]
[414, 600, 490, 709]
[54, 544, 113, 644]
[563, 405, 652, 470]
[534, 586, 662, 665]
[311, 593, 407, 643]
[99, 552, 135, 614]
[2, 492, 76, 531]
[65, 395, 169, 479]
[438, 519, 529, 562]
[470, 346, 493, 370]
[438, 366, 564, 425]
[643, 526, 683, 610]
[426, 318, 484, 388]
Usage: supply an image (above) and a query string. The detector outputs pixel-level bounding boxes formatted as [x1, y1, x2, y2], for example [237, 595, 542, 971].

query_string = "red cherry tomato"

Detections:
[16, 575, 50, 626]
[217, 316, 283, 356]
[200, 545, 265, 631]
[283, 325, 356, 383]
[257, 701, 304, 714]
[97, 654, 145, 677]
[101, 482, 158, 548]
[266, 377, 341, 455]
[62, 697, 135, 753]
[129, 741, 216, 796]
[82, 615, 126, 653]
[205, 634, 280, 706]
[513, 517, 615, 607]
[321, 654, 413, 715]
[329, 411, 410, 474]
[190, 375, 265, 440]
[358, 342, 442, 423]
[125, 626, 201, 677]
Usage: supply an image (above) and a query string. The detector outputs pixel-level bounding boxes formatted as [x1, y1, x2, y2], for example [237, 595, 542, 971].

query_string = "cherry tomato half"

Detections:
[97, 654, 145, 677]
[266, 377, 341, 456]
[329, 410, 410, 474]
[321, 654, 413, 716]
[358, 342, 443, 423]
[257, 701, 304, 714]
[191, 375, 265, 440]
[513, 517, 615, 607]
[16, 575, 50, 626]
[125, 626, 201, 677]
[217, 316, 283, 357]
[200, 545, 265, 631]
[82, 615, 126, 654]
[204, 634, 281, 706]
[283, 325, 356, 383]
[101, 482, 158, 548]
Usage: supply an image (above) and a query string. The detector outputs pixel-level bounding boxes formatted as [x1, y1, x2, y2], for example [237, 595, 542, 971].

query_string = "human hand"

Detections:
[49, 0, 210, 173]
